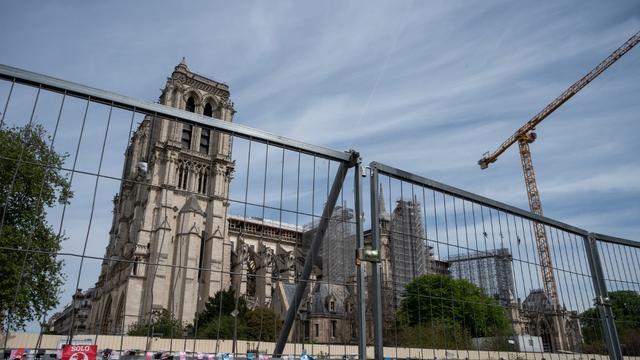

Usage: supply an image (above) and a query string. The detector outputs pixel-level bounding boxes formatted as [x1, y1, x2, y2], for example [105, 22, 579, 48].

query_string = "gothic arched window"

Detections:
[199, 128, 210, 154]
[203, 103, 213, 117]
[186, 96, 195, 112]
[182, 124, 192, 150]
[176, 161, 189, 190]
[197, 167, 209, 194]
[133, 257, 139, 275]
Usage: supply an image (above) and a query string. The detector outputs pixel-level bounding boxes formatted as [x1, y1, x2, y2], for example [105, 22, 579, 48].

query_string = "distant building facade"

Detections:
[48, 288, 95, 335]
[273, 280, 358, 345]
[520, 289, 583, 353]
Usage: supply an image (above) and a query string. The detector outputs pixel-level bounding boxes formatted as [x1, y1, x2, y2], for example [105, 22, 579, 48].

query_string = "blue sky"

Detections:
[1, 1, 639, 328]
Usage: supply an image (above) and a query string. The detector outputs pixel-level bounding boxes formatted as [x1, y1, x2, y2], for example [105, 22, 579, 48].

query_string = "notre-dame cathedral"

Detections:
[90, 59, 237, 333]
[88, 60, 361, 345]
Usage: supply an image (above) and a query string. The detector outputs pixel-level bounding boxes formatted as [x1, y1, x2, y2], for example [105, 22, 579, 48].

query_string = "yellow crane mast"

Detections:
[478, 31, 640, 306]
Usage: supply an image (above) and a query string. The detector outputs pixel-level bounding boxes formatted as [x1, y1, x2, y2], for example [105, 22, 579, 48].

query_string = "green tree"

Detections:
[198, 314, 243, 340]
[245, 306, 282, 341]
[195, 288, 247, 330]
[193, 288, 247, 339]
[194, 289, 282, 341]
[398, 275, 511, 340]
[0, 124, 72, 330]
[127, 309, 186, 338]
[581, 290, 640, 355]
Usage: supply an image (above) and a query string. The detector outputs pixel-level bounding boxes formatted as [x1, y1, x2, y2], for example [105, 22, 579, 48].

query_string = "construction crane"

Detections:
[478, 31, 640, 306]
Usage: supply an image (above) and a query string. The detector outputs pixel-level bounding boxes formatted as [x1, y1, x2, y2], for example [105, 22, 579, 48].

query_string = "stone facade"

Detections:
[48, 288, 95, 335]
[228, 215, 303, 309]
[520, 289, 583, 353]
[273, 281, 358, 345]
[89, 59, 235, 334]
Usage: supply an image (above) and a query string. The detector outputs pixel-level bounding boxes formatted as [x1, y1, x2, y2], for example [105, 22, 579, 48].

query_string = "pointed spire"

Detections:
[378, 183, 390, 221]
[175, 57, 189, 71]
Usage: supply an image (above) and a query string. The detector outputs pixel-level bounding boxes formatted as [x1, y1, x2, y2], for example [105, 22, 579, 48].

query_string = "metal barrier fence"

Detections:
[368, 162, 639, 360]
[0, 64, 638, 360]
[0, 64, 365, 360]
[592, 234, 640, 358]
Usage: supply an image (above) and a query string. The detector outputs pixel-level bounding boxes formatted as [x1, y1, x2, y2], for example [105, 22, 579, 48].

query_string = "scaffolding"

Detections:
[447, 248, 516, 306]
[388, 197, 428, 307]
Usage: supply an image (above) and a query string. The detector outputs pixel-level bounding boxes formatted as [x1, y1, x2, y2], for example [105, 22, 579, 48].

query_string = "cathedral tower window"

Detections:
[304, 321, 310, 340]
[133, 257, 139, 275]
[182, 124, 192, 149]
[203, 103, 213, 117]
[185, 96, 195, 112]
[196, 167, 208, 194]
[200, 128, 210, 154]
[177, 161, 189, 190]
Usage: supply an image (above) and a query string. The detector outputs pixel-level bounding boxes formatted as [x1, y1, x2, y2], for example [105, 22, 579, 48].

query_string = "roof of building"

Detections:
[228, 215, 303, 232]
[523, 289, 553, 311]
[172, 58, 230, 92]
[310, 283, 352, 316]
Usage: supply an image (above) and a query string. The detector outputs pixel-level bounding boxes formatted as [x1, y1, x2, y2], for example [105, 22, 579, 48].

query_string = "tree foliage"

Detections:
[581, 290, 640, 355]
[127, 309, 186, 338]
[126, 289, 283, 341]
[196, 288, 247, 329]
[194, 289, 282, 341]
[398, 275, 511, 340]
[0, 124, 72, 330]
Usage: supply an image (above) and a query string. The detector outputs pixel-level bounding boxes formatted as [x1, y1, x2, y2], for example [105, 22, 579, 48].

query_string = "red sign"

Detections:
[61, 345, 97, 360]
[10, 348, 25, 359]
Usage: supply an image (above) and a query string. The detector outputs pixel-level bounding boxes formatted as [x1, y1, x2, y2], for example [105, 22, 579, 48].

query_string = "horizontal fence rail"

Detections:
[0, 64, 352, 163]
[370, 162, 589, 236]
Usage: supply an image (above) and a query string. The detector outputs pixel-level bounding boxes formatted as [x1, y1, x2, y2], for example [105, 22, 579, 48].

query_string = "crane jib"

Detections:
[479, 30, 640, 167]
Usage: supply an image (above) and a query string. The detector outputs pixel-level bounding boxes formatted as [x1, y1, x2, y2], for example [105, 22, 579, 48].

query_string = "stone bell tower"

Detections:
[90, 58, 236, 333]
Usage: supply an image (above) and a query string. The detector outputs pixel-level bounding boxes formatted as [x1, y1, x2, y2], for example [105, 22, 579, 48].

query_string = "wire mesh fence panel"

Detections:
[368, 162, 623, 360]
[1, 64, 638, 360]
[0, 65, 364, 360]
[594, 238, 640, 357]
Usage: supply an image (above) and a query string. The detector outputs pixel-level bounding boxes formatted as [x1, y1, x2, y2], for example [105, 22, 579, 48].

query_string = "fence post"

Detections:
[369, 165, 384, 360]
[354, 160, 367, 360]
[583, 233, 623, 360]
